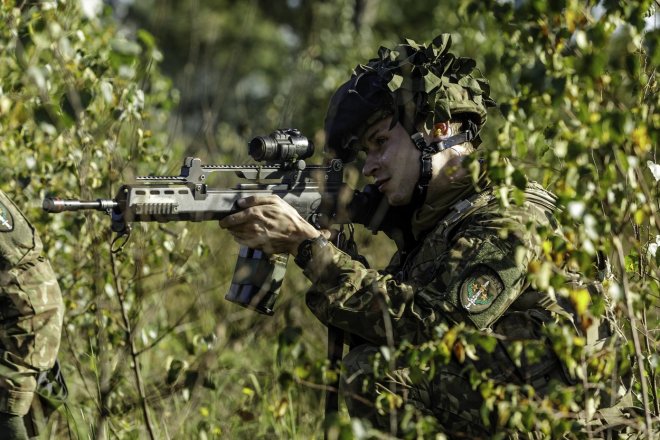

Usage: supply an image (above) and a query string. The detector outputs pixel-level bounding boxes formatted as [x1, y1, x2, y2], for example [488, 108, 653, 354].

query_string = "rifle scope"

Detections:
[249, 128, 314, 162]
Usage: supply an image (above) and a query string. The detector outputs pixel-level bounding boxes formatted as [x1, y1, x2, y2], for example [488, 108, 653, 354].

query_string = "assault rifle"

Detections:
[43, 129, 382, 315]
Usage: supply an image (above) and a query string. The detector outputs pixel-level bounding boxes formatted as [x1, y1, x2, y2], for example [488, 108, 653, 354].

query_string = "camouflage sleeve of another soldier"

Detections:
[0, 190, 64, 439]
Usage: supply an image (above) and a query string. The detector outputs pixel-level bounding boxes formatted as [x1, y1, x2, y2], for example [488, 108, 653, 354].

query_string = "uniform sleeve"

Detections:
[303, 242, 426, 346]
[0, 191, 64, 372]
[303, 205, 545, 345]
[431, 211, 540, 330]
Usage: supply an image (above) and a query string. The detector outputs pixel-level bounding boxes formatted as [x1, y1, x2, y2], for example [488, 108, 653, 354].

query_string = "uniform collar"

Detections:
[410, 160, 488, 240]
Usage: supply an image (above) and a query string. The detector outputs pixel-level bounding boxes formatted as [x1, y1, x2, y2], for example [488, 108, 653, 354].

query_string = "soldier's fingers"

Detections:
[231, 235, 253, 248]
[237, 195, 282, 208]
[219, 211, 250, 228]
[232, 232, 268, 250]
[231, 233, 252, 244]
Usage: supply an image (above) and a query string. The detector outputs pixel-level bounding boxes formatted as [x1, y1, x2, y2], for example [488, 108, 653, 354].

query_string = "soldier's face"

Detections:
[361, 117, 421, 206]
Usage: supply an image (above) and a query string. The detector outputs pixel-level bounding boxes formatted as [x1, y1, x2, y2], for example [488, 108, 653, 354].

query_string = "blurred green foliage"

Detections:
[1, 0, 658, 438]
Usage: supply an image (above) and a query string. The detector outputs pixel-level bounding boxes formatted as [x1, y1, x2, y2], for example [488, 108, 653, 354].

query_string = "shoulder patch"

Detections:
[0, 201, 14, 232]
[460, 266, 504, 313]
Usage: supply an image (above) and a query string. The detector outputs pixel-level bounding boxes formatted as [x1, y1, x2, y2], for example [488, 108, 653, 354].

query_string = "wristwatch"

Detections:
[294, 235, 328, 269]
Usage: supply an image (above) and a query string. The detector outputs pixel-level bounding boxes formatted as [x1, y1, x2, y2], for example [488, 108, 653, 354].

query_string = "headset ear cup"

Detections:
[467, 119, 478, 140]
[467, 119, 482, 148]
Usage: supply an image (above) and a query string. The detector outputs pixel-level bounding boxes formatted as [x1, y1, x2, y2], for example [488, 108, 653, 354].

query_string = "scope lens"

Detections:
[249, 137, 277, 161]
[248, 130, 314, 162]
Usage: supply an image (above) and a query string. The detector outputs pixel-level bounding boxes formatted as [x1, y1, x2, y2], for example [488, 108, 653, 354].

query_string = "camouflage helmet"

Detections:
[324, 34, 497, 162]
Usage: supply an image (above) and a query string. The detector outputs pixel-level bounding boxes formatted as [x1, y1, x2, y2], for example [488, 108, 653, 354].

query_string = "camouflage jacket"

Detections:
[304, 183, 558, 346]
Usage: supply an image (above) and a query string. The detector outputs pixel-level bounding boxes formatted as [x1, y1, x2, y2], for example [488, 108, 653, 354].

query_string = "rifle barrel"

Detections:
[42, 198, 118, 213]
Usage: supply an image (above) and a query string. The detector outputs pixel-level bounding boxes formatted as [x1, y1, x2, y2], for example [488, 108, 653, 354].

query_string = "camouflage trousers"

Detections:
[340, 314, 572, 437]
[0, 192, 64, 416]
[341, 344, 510, 437]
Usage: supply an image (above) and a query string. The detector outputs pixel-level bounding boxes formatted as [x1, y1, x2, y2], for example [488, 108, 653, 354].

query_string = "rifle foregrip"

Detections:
[42, 198, 118, 213]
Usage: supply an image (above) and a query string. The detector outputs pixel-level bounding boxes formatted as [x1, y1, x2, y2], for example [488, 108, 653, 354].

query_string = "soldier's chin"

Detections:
[386, 193, 411, 206]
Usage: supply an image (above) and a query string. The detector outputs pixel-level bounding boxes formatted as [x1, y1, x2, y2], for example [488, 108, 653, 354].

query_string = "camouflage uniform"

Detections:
[0, 190, 63, 417]
[308, 33, 628, 436]
[303, 181, 575, 436]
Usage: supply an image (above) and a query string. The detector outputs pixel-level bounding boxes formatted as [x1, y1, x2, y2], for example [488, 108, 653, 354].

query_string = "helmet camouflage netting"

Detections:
[324, 33, 497, 162]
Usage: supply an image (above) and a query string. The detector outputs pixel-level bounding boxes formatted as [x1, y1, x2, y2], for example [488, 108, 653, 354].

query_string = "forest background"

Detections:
[1, 0, 659, 438]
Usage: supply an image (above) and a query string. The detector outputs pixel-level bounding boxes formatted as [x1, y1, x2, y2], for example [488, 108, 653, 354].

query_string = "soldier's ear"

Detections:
[432, 122, 451, 140]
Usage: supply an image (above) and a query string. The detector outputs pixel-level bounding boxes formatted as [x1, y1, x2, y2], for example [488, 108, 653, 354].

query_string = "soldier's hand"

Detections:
[219, 195, 321, 255]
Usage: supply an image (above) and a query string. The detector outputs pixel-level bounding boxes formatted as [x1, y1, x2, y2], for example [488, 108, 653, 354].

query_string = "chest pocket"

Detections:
[396, 192, 498, 325]
[401, 191, 497, 286]
[405, 188, 551, 329]
[405, 238, 448, 287]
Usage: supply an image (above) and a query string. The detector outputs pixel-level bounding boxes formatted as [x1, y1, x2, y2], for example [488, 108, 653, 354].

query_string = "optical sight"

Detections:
[249, 128, 314, 163]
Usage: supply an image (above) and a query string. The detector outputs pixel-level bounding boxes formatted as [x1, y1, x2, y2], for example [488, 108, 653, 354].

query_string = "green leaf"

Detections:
[511, 169, 528, 189]
[110, 38, 142, 56]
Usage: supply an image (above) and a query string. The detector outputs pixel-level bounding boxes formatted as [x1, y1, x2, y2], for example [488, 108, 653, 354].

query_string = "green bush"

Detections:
[1, 0, 657, 438]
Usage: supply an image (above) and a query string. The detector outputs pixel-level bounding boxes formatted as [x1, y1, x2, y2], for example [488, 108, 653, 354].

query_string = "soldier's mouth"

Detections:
[375, 178, 389, 192]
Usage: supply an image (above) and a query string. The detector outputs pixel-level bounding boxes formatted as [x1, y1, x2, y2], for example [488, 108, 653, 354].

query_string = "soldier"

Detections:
[0, 190, 64, 439]
[220, 35, 627, 435]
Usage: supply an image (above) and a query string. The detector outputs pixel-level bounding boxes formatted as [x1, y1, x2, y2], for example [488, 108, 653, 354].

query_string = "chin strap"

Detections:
[409, 121, 476, 203]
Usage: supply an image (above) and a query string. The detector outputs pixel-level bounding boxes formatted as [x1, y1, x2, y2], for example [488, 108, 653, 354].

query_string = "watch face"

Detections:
[295, 236, 326, 268]
[295, 240, 312, 268]
[302, 245, 313, 258]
